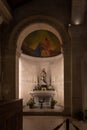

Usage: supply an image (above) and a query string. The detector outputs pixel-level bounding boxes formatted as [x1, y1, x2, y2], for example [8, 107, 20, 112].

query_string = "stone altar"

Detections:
[30, 90, 55, 108]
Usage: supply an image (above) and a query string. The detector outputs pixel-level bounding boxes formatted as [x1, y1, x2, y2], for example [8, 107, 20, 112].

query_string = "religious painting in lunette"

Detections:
[22, 30, 61, 57]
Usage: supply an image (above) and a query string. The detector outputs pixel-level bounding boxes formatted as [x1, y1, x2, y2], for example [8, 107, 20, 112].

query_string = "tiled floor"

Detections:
[23, 116, 87, 130]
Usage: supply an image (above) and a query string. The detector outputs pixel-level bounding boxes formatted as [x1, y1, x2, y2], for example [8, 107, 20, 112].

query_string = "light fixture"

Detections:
[68, 24, 71, 27]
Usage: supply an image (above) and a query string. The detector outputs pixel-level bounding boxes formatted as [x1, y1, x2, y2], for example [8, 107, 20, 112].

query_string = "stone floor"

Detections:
[23, 105, 64, 116]
[23, 116, 87, 130]
[23, 106, 87, 130]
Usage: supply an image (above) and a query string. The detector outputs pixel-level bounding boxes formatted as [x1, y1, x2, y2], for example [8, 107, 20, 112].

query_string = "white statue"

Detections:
[40, 68, 47, 85]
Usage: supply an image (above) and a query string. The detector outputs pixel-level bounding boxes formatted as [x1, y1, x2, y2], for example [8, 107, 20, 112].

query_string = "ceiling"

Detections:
[0, 0, 86, 25]
[6, 0, 71, 11]
[5, 0, 87, 25]
[6, 0, 33, 10]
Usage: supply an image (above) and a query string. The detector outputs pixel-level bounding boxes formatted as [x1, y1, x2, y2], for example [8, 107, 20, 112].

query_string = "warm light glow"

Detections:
[72, 17, 82, 25]
[68, 24, 71, 27]
[19, 54, 64, 107]
[74, 19, 81, 25]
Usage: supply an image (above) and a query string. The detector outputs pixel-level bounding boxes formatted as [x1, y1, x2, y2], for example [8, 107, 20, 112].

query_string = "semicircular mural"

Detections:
[21, 30, 62, 57]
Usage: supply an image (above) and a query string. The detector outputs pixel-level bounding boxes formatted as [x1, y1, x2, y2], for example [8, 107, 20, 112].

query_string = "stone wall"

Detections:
[69, 25, 87, 115]
[14, 0, 70, 25]
[0, 23, 16, 100]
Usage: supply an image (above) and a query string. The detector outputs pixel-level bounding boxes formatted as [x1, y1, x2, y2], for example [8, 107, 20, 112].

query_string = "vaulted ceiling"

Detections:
[0, 0, 86, 25]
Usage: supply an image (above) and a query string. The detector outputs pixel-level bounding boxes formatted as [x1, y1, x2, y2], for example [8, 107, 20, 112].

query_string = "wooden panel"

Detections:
[0, 99, 23, 130]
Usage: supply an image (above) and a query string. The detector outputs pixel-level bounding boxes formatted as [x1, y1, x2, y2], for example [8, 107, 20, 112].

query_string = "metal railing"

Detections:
[53, 118, 80, 130]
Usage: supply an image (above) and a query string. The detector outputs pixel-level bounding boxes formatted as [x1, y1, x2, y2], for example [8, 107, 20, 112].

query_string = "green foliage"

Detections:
[51, 98, 57, 106]
[27, 98, 35, 107]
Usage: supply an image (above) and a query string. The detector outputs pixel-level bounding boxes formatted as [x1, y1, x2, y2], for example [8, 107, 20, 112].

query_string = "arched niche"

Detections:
[9, 15, 71, 115]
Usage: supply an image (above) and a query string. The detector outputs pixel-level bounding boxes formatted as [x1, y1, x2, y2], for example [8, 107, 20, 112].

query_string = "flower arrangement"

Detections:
[27, 98, 35, 108]
[51, 98, 57, 109]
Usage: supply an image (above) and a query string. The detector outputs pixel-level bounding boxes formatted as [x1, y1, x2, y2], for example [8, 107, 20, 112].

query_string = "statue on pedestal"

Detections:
[40, 68, 47, 85]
